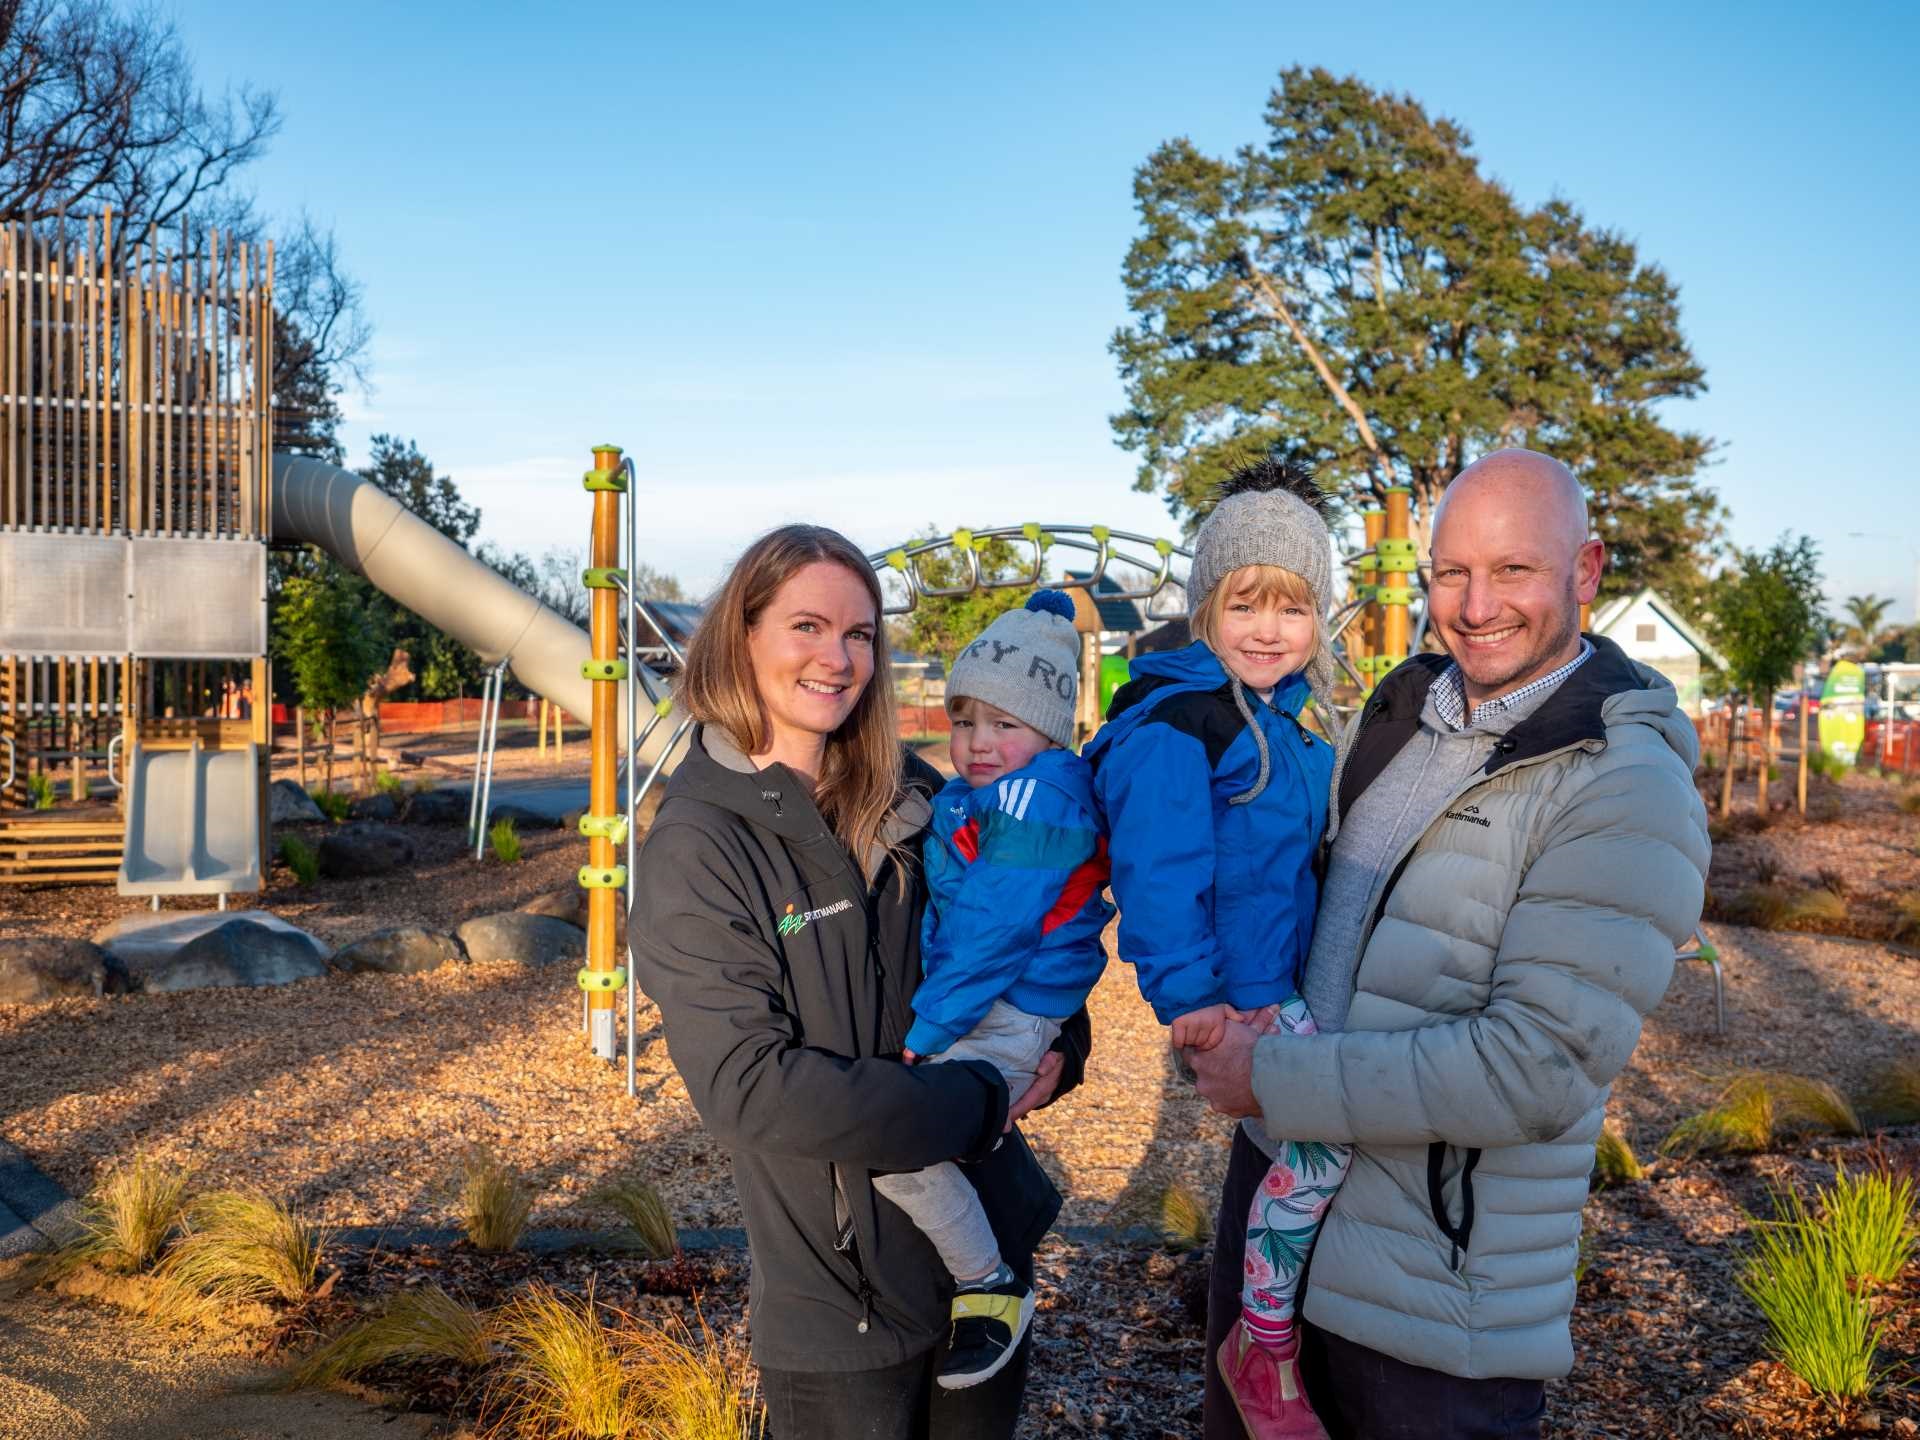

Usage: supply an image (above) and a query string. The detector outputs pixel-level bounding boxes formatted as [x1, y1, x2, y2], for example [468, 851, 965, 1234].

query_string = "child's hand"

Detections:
[902, 1048, 919, 1064]
[1170, 1004, 1232, 1052]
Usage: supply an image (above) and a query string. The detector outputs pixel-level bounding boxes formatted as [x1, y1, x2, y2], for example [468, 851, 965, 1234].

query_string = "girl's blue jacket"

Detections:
[1084, 641, 1332, 1025]
[909, 747, 1114, 1057]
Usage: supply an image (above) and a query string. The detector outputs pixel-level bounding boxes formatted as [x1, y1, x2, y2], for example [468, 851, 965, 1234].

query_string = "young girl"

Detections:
[1085, 460, 1350, 1440]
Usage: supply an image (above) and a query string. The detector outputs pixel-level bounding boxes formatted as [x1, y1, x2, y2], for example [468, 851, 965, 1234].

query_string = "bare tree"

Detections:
[268, 216, 372, 460]
[0, 0, 279, 248]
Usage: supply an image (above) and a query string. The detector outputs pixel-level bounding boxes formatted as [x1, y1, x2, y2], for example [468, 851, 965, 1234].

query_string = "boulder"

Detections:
[144, 920, 329, 993]
[519, 888, 588, 928]
[268, 779, 325, 824]
[348, 792, 401, 823]
[318, 823, 416, 880]
[330, 926, 465, 976]
[455, 911, 585, 967]
[403, 788, 469, 826]
[487, 802, 564, 831]
[0, 938, 132, 1003]
[95, 911, 321, 978]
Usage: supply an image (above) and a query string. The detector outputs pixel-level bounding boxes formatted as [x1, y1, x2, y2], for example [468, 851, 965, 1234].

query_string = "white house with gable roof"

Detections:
[1589, 587, 1727, 716]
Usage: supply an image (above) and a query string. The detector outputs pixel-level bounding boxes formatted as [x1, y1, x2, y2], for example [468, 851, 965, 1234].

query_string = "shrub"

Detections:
[158, 1190, 328, 1307]
[591, 1174, 678, 1260]
[1592, 1125, 1643, 1188]
[1820, 1164, 1917, 1291]
[1739, 1192, 1882, 1400]
[309, 787, 351, 822]
[374, 768, 404, 795]
[292, 1284, 494, 1387]
[26, 769, 57, 810]
[277, 835, 319, 886]
[1785, 888, 1848, 927]
[617, 1307, 760, 1440]
[1899, 790, 1920, 815]
[1864, 1057, 1920, 1124]
[1159, 1181, 1214, 1252]
[1805, 748, 1850, 781]
[1661, 1071, 1862, 1158]
[489, 816, 522, 865]
[454, 1148, 533, 1253]
[51, 1156, 192, 1275]
[1753, 855, 1782, 885]
[1700, 749, 1722, 773]
[1812, 866, 1849, 896]
[1721, 884, 1792, 929]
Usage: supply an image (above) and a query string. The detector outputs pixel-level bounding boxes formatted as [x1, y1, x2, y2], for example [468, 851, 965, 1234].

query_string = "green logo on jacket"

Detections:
[777, 898, 854, 936]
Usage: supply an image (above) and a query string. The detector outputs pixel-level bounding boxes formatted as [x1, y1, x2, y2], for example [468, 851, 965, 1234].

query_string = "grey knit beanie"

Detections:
[945, 590, 1081, 748]
[1188, 461, 1337, 710]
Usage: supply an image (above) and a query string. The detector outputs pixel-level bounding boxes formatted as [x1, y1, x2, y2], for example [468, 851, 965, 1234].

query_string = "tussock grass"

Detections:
[1821, 1164, 1917, 1291]
[46, 1156, 191, 1276]
[374, 768, 404, 795]
[157, 1190, 329, 1308]
[455, 1148, 534, 1253]
[1740, 1194, 1883, 1400]
[292, 1284, 494, 1387]
[1899, 789, 1920, 814]
[1592, 1125, 1644, 1188]
[26, 770, 57, 810]
[1158, 1181, 1214, 1252]
[1864, 1057, 1920, 1124]
[1786, 888, 1849, 927]
[1890, 893, 1920, 945]
[1722, 884, 1792, 929]
[1752, 855, 1782, 885]
[1661, 1071, 1862, 1158]
[1805, 748, 1850, 782]
[1812, 866, 1850, 896]
[488, 817, 522, 865]
[277, 834, 319, 886]
[619, 1308, 761, 1440]
[591, 1174, 678, 1259]
[309, 787, 351, 822]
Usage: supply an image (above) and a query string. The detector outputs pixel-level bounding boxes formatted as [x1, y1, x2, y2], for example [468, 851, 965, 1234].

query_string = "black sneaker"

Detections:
[936, 1276, 1035, 1390]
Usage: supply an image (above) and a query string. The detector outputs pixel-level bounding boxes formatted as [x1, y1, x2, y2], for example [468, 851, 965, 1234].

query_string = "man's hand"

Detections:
[1185, 1016, 1263, 1119]
[1006, 1049, 1064, 1132]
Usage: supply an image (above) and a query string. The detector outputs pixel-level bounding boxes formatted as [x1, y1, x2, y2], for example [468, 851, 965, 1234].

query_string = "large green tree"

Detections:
[1706, 535, 1825, 816]
[1111, 66, 1718, 606]
[272, 566, 390, 792]
[891, 527, 1036, 669]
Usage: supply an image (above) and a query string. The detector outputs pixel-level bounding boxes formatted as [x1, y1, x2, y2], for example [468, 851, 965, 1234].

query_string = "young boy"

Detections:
[877, 589, 1113, 1390]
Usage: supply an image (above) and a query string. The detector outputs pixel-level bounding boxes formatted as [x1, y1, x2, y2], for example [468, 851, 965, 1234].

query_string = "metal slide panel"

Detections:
[0, 531, 127, 656]
[117, 741, 262, 896]
[128, 538, 267, 658]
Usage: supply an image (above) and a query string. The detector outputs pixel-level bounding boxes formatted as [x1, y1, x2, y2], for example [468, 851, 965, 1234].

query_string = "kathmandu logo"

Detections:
[1445, 803, 1491, 829]
[777, 898, 855, 936]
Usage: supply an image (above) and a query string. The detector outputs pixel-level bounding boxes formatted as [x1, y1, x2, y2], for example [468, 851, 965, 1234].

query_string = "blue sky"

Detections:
[170, 0, 1920, 615]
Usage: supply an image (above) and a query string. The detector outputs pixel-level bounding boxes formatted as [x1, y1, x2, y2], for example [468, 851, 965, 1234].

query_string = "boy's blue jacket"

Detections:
[1084, 641, 1332, 1024]
[910, 747, 1114, 1057]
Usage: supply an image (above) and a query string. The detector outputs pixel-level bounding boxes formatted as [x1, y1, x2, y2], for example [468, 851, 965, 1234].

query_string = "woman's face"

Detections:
[747, 561, 878, 754]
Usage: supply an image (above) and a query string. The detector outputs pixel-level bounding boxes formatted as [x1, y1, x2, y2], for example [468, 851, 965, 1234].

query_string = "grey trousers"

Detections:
[873, 1001, 1062, 1282]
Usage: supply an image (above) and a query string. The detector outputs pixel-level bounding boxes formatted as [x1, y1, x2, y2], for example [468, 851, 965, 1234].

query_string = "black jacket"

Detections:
[629, 728, 1087, 1371]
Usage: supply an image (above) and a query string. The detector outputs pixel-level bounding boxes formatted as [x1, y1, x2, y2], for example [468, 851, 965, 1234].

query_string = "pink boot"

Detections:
[1216, 1324, 1330, 1440]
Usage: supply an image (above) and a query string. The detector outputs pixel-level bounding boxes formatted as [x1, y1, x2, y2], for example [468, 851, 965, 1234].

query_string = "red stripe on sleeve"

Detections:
[1040, 837, 1110, 935]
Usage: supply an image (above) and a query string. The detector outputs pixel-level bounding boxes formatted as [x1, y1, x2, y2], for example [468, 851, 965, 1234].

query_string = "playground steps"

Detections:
[0, 816, 125, 885]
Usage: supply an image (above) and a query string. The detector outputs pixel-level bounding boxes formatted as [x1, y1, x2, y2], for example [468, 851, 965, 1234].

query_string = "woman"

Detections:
[629, 524, 1087, 1439]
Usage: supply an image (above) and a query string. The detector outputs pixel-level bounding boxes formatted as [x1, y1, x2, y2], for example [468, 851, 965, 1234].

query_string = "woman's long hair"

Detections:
[679, 524, 902, 867]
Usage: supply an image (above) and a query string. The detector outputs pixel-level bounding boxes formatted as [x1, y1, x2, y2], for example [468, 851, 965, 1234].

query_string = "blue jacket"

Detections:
[1084, 642, 1331, 1024]
[909, 747, 1114, 1057]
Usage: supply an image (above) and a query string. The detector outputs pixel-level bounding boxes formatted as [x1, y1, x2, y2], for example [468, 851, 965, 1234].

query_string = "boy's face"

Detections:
[1213, 576, 1316, 692]
[949, 699, 1054, 788]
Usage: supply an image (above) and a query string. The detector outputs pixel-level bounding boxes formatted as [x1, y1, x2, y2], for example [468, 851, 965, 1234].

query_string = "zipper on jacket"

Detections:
[831, 1164, 876, 1334]
[1426, 1143, 1483, 1272]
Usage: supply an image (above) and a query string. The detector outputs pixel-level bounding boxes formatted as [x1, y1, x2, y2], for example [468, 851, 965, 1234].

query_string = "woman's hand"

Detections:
[1005, 1050, 1064, 1132]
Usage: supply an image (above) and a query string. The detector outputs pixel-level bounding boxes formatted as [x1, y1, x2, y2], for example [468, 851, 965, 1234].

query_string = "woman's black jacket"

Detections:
[629, 728, 1089, 1372]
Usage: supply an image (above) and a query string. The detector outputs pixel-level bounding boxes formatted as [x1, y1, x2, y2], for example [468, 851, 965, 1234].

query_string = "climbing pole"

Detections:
[578, 443, 630, 1064]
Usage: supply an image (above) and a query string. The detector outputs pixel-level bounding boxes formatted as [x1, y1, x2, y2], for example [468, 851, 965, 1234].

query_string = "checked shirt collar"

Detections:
[1431, 637, 1594, 732]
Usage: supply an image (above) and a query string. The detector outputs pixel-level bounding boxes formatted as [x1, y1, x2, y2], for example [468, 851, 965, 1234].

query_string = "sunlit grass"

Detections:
[1661, 1071, 1862, 1158]
[1863, 1057, 1920, 1124]
[44, 1156, 191, 1277]
[292, 1284, 494, 1388]
[590, 1174, 678, 1260]
[277, 833, 319, 885]
[309, 787, 351, 822]
[1820, 1164, 1918, 1292]
[455, 1148, 534, 1253]
[157, 1189, 329, 1308]
[489, 816, 523, 865]
[1592, 1125, 1644, 1188]
[1740, 1196, 1882, 1400]
[1785, 888, 1848, 927]
[1158, 1181, 1213, 1252]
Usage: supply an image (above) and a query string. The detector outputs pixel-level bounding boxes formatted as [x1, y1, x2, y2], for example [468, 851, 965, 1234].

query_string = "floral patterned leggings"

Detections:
[1242, 995, 1353, 1325]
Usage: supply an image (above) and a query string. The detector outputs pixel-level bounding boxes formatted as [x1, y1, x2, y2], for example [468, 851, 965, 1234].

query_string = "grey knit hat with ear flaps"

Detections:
[1187, 460, 1337, 803]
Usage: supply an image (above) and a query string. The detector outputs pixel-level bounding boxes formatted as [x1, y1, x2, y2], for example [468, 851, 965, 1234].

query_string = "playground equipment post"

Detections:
[578, 443, 628, 1061]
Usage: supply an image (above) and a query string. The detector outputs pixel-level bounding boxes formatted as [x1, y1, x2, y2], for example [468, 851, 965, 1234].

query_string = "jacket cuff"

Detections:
[1252, 1031, 1352, 1142]
[1145, 958, 1223, 1025]
[954, 1059, 1011, 1162]
[904, 1016, 963, 1058]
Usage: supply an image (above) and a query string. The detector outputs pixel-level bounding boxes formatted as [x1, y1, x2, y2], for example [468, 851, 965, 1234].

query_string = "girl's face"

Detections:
[949, 698, 1053, 788]
[746, 561, 877, 756]
[1212, 574, 1317, 692]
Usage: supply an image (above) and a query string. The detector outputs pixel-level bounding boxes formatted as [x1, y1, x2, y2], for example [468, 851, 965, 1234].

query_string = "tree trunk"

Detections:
[322, 708, 336, 793]
[1756, 688, 1774, 814]
[296, 705, 308, 791]
[1719, 701, 1738, 818]
[1797, 688, 1809, 815]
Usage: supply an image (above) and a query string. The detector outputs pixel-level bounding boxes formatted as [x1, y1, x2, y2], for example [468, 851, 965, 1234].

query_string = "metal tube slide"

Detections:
[272, 453, 667, 756]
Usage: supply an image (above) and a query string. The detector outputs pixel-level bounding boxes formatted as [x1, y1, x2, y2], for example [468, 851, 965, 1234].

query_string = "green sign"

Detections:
[1100, 654, 1131, 717]
[1820, 661, 1867, 765]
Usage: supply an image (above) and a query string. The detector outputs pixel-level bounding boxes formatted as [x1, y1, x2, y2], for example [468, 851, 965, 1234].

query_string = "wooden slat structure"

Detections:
[0, 212, 273, 885]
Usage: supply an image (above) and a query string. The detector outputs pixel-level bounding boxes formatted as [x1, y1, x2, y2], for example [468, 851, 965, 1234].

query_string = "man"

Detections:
[1189, 449, 1709, 1439]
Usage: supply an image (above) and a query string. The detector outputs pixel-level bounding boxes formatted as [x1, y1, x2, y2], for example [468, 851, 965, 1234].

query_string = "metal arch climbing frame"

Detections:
[872, 524, 1186, 617]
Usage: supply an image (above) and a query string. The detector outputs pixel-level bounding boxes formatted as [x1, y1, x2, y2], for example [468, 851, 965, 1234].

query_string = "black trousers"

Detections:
[1203, 1127, 1545, 1440]
[759, 1336, 1029, 1440]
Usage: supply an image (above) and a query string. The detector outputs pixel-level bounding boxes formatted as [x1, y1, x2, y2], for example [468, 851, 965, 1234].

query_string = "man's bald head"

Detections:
[1433, 449, 1589, 555]
[1426, 448, 1606, 706]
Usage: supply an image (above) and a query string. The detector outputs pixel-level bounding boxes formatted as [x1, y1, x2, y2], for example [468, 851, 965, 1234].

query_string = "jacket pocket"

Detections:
[1425, 1142, 1483, 1273]
[830, 1163, 877, 1334]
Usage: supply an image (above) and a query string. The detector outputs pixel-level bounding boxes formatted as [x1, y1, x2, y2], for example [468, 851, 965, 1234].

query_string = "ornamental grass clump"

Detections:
[292, 1284, 495, 1388]
[26, 769, 57, 810]
[309, 787, 351, 822]
[618, 1307, 761, 1440]
[374, 768, 404, 795]
[489, 816, 523, 865]
[157, 1189, 329, 1307]
[455, 1148, 534, 1254]
[1891, 894, 1920, 946]
[1592, 1125, 1643, 1188]
[1864, 1057, 1920, 1125]
[49, 1156, 191, 1276]
[277, 834, 319, 886]
[591, 1174, 678, 1260]
[1661, 1071, 1862, 1158]
[1159, 1181, 1214, 1252]
[1785, 888, 1848, 928]
[1821, 1164, 1917, 1291]
[1739, 1195, 1882, 1401]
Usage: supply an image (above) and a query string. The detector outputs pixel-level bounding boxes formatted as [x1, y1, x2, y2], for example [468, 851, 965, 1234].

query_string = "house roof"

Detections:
[1063, 571, 1147, 633]
[1591, 587, 1728, 671]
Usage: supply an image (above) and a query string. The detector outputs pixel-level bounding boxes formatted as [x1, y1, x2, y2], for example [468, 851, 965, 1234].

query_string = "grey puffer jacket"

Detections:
[1251, 637, 1709, 1380]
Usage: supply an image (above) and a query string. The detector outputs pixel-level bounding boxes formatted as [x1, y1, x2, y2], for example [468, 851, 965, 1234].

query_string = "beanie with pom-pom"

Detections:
[944, 588, 1083, 748]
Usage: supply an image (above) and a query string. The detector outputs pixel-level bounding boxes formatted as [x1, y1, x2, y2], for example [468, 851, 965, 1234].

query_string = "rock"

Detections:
[455, 912, 585, 967]
[349, 792, 400, 823]
[144, 920, 328, 993]
[330, 926, 465, 975]
[519, 888, 588, 928]
[0, 938, 131, 1002]
[403, 788, 469, 826]
[268, 779, 325, 824]
[318, 823, 416, 879]
[487, 802, 563, 831]
[94, 911, 322, 979]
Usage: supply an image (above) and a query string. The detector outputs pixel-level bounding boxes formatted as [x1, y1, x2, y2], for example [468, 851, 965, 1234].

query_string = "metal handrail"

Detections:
[106, 733, 125, 791]
[1, 736, 12, 792]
